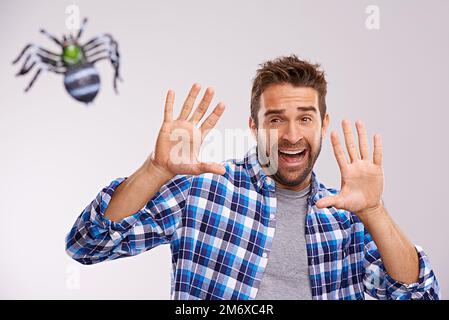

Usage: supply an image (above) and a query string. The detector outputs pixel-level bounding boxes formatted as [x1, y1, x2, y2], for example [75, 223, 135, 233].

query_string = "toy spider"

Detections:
[12, 18, 121, 104]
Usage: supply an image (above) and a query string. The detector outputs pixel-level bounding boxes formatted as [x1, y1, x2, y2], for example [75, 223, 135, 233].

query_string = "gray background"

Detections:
[0, 0, 448, 299]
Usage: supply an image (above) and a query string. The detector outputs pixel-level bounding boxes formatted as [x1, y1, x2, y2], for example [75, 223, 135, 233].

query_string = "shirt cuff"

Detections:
[385, 245, 439, 300]
[90, 178, 144, 239]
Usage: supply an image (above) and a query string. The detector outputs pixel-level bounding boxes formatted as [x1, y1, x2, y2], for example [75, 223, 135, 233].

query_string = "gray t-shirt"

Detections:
[255, 184, 312, 300]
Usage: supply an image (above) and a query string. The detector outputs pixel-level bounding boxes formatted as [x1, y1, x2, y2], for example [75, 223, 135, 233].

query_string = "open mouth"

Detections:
[278, 149, 307, 164]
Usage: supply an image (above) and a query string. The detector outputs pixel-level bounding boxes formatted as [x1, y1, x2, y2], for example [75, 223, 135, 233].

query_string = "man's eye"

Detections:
[270, 118, 282, 123]
[301, 117, 312, 122]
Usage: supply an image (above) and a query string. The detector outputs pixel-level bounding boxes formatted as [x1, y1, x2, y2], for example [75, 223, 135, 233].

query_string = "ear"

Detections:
[249, 116, 257, 139]
[321, 113, 330, 137]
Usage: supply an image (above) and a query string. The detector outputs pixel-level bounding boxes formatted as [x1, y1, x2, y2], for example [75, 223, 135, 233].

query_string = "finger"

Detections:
[373, 134, 383, 166]
[342, 119, 359, 162]
[178, 83, 201, 120]
[330, 131, 348, 171]
[189, 87, 215, 125]
[197, 162, 227, 175]
[200, 102, 226, 137]
[316, 195, 345, 209]
[163, 89, 174, 122]
[355, 120, 369, 160]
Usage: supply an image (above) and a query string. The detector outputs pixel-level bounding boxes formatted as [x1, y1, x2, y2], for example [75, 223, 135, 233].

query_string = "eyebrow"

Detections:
[264, 106, 318, 117]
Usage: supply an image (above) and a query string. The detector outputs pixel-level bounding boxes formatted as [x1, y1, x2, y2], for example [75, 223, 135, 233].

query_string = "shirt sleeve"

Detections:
[362, 229, 440, 300]
[65, 174, 192, 265]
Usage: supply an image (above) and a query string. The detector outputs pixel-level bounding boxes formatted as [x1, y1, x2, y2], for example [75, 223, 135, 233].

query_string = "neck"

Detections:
[273, 172, 312, 192]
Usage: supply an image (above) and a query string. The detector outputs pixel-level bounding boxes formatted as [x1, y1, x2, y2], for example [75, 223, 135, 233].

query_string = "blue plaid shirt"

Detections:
[66, 147, 440, 300]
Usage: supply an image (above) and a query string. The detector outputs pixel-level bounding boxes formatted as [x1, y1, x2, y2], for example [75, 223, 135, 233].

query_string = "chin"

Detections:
[274, 169, 310, 187]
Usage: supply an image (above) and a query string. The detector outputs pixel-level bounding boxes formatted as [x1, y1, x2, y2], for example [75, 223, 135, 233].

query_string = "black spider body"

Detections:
[13, 18, 121, 104]
[64, 63, 100, 103]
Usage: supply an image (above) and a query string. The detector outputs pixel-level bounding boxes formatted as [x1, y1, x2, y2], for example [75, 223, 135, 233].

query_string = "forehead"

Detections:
[260, 83, 319, 111]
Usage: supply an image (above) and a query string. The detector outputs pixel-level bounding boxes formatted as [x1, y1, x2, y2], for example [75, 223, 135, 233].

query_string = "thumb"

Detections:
[198, 162, 227, 175]
[316, 195, 343, 209]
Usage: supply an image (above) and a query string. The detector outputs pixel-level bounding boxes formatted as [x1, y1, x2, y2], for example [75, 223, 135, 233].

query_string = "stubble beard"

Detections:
[271, 136, 322, 187]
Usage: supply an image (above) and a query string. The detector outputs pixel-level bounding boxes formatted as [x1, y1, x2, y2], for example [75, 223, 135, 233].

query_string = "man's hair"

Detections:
[250, 54, 327, 126]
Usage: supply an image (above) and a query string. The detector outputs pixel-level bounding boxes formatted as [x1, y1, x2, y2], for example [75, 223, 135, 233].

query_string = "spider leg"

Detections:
[37, 53, 64, 68]
[40, 29, 63, 47]
[89, 54, 121, 93]
[15, 50, 41, 76]
[13, 44, 34, 64]
[15, 50, 63, 76]
[82, 33, 115, 51]
[82, 34, 103, 49]
[87, 55, 109, 64]
[83, 34, 121, 93]
[20, 54, 32, 72]
[15, 51, 66, 91]
[38, 47, 61, 59]
[13, 44, 61, 65]
[16, 60, 36, 76]
[14, 51, 35, 75]
[76, 17, 88, 40]
[85, 47, 109, 60]
[83, 34, 120, 55]
[24, 63, 66, 92]
[24, 68, 43, 92]
[83, 41, 110, 54]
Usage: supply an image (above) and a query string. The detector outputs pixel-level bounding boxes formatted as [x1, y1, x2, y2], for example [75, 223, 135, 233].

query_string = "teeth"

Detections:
[279, 149, 305, 155]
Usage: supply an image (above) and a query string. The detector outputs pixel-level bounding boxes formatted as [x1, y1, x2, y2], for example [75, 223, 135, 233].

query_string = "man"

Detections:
[66, 55, 439, 300]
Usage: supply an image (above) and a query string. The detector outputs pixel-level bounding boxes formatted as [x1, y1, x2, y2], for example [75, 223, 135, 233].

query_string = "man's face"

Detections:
[250, 83, 329, 190]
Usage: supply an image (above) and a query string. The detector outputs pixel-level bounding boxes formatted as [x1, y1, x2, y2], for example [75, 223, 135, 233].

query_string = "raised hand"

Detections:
[316, 120, 384, 216]
[150, 83, 226, 177]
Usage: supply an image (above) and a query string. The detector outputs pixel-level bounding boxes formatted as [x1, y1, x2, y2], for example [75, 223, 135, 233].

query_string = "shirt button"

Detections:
[269, 214, 275, 220]
[263, 252, 268, 258]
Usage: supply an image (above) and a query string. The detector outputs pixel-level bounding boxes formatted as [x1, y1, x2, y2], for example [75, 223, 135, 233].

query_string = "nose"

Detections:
[281, 121, 303, 145]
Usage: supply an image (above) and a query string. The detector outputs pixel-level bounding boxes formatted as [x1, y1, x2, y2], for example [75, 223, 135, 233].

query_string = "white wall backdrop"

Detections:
[1, 0, 448, 299]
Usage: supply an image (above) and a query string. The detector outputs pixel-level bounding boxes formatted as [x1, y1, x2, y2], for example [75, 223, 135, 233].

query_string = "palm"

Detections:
[152, 84, 226, 176]
[336, 159, 384, 213]
[316, 120, 384, 215]
[156, 121, 202, 174]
